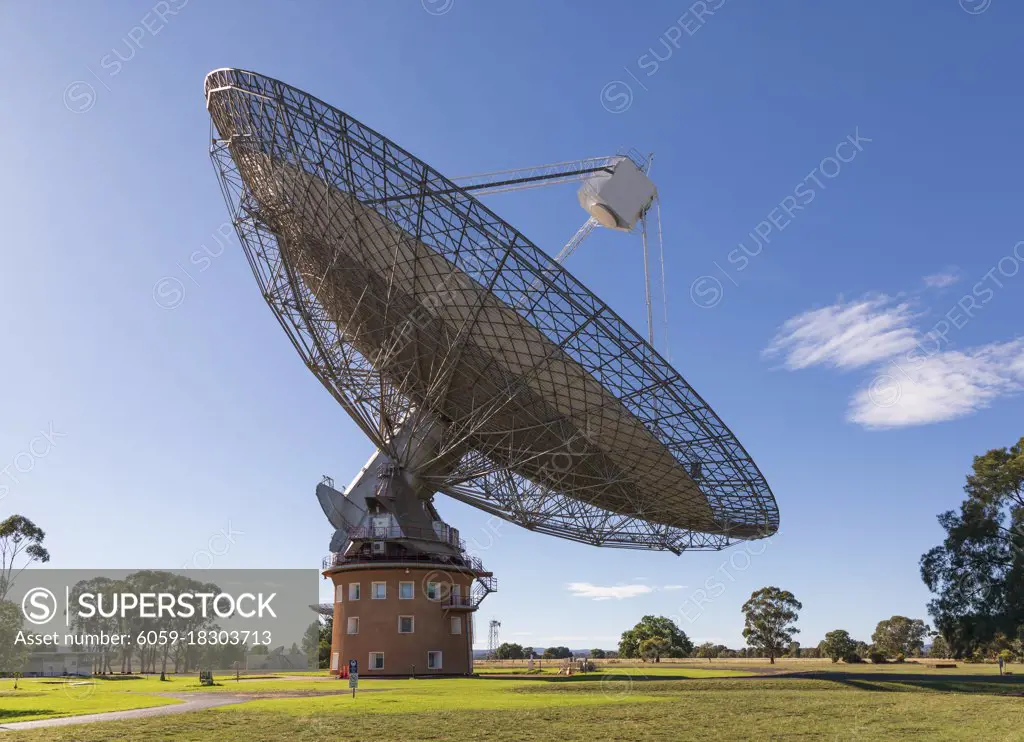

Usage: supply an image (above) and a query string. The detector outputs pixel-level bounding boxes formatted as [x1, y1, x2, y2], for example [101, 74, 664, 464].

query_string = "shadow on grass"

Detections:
[782, 671, 1024, 697]
[477, 672, 734, 683]
[0, 709, 56, 721]
[481, 669, 1024, 698]
[40, 675, 146, 683]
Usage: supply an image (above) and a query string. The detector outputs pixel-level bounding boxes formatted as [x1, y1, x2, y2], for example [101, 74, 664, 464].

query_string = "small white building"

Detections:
[25, 647, 95, 676]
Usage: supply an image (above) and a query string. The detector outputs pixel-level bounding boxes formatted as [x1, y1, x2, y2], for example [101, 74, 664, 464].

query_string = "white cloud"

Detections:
[850, 340, 1024, 428]
[763, 295, 919, 370]
[662, 584, 687, 590]
[765, 292, 1024, 429]
[923, 269, 960, 289]
[567, 582, 654, 601]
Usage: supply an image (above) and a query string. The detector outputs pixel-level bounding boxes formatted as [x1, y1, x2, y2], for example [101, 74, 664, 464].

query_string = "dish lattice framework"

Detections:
[206, 68, 778, 553]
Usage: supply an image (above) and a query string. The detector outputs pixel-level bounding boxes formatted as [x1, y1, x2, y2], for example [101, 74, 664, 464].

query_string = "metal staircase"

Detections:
[471, 573, 498, 608]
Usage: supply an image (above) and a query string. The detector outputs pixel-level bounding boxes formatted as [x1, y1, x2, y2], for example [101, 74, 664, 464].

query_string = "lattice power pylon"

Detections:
[487, 619, 501, 659]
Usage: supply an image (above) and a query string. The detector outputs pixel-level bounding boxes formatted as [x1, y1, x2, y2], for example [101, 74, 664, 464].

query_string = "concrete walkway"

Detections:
[0, 692, 247, 732]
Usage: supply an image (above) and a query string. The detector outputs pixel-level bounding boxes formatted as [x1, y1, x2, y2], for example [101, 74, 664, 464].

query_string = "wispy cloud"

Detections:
[662, 584, 687, 591]
[923, 269, 960, 289]
[850, 340, 1024, 428]
[765, 291, 1024, 428]
[567, 582, 654, 601]
[763, 294, 918, 370]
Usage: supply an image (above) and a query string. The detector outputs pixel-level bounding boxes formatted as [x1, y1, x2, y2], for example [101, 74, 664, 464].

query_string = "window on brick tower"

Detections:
[426, 581, 440, 601]
[427, 651, 442, 670]
[398, 616, 414, 634]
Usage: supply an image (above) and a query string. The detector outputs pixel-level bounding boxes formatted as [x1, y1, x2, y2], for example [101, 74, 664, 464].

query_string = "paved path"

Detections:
[234, 674, 330, 682]
[0, 685, 384, 732]
[0, 692, 247, 732]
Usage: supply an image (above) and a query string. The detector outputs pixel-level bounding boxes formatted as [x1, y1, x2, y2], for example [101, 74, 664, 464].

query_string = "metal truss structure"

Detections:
[449, 152, 648, 196]
[205, 68, 779, 554]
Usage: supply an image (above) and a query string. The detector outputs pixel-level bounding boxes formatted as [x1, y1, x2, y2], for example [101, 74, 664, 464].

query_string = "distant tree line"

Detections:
[608, 603, 993, 665]
[0, 519, 305, 677]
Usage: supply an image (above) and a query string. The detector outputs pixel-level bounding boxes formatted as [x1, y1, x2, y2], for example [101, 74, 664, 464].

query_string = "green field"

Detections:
[2, 662, 1021, 740]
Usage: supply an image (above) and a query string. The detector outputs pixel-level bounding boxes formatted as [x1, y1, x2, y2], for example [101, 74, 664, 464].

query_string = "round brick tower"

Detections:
[323, 557, 490, 677]
[317, 440, 497, 677]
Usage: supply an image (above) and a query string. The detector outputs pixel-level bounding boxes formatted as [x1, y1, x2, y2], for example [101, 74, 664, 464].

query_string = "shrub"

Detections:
[868, 651, 887, 664]
[895, 653, 906, 663]
[842, 653, 862, 664]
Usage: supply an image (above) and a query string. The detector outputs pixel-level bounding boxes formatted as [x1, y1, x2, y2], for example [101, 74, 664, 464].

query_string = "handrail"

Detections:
[344, 525, 465, 551]
[322, 551, 488, 573]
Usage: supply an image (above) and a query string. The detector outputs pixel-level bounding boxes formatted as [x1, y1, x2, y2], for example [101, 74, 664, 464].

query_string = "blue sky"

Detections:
[1, 0, 1022, 650]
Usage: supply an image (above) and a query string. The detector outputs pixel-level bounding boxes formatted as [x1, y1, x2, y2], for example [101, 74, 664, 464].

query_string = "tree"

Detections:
[984, 632, 1013, 660]
[639, 637, 670, 662]
[741, 587, 802, 664]
[820, 630, 858, 664]
[69, 576, 120, 674]
[590, 648, 606, 659]
[695, 642, 720, 662]
[787, 641, 801, 658]
[541, 646, 572, 659]
[618, 616, 694, 660]
[871, 616, 929, 659]
[0, 515, 50, 601]
[921, 437, 1024, 658]
[0, 600, 28, 680]
[302, 616, 333, 669]
[928, 634, 951, 659]
[495, 642, 525, 660]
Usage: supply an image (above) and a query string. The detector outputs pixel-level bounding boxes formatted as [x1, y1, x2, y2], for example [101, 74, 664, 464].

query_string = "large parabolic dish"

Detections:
[205, 68, 779, 553]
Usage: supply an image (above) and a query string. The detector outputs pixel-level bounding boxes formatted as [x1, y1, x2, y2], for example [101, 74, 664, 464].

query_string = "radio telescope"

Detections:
[205, 68, 778, 676]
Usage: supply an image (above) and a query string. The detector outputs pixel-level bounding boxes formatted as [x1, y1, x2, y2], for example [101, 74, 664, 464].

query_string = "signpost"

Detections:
[348, 659, 358, 698]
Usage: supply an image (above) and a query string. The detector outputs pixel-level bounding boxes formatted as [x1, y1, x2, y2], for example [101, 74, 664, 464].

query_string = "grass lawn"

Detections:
[0, 677, 182, 724]
[1, 663, 1022, 740]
